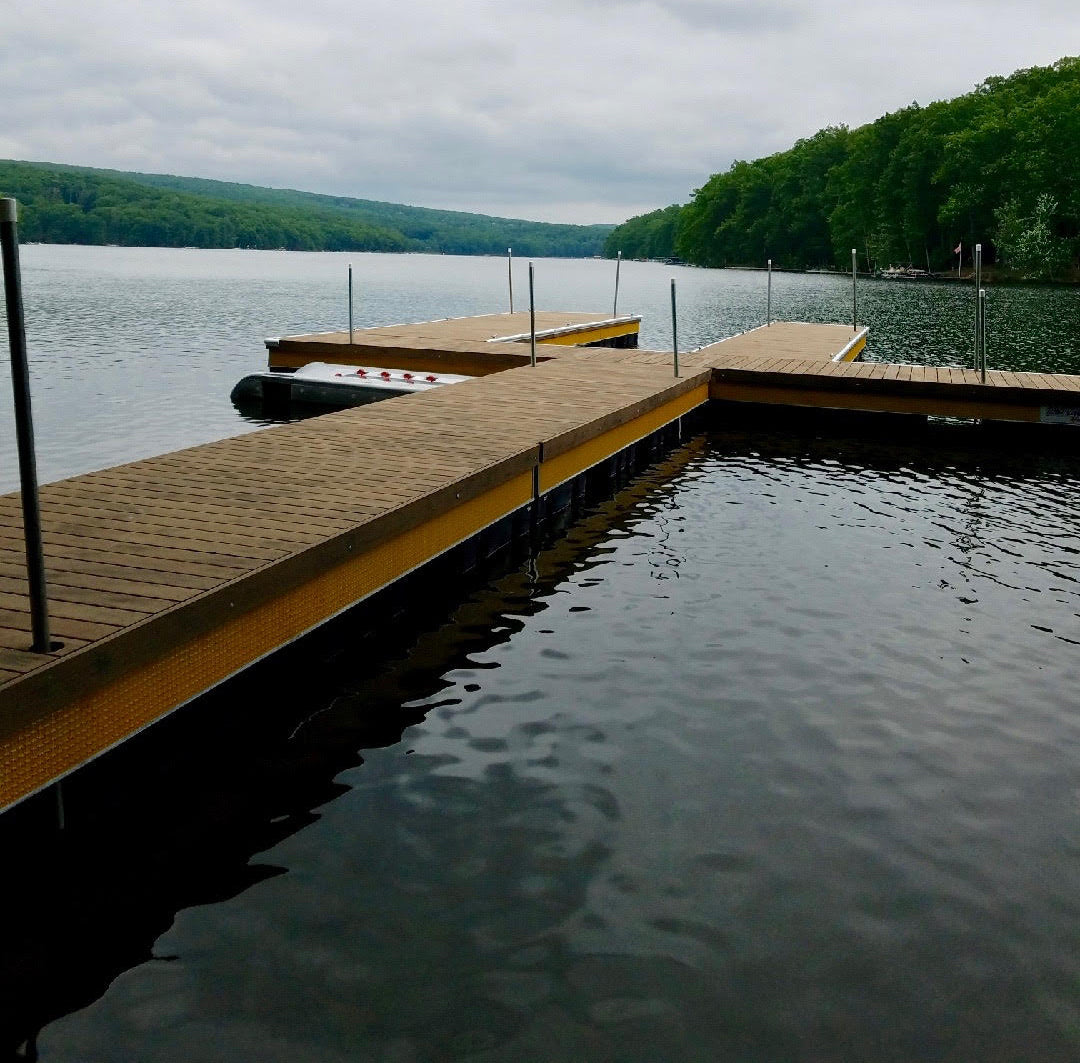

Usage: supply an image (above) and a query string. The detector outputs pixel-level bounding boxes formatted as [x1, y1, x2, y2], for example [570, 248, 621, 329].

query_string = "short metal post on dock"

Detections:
[767, 258, 772, 326]
[528, 261, 536, 367]
[851, 248, 858, 332]
[1, 197, 52, 653]
[974, 243, 983, 371]
[348, 264, 354, 345]
[613, 251, 622, 318]
[671, 278, 679, 378]
[979, 288, 987, 383]
[507, 248, 514, 314]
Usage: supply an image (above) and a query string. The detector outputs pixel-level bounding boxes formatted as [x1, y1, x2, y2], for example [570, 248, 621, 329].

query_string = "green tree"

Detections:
[607, 55, 1080, 276]
[994, 194, 1070, 279]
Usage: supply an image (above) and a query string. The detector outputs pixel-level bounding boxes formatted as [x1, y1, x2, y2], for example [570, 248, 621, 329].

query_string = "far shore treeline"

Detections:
[605, 58, 1080, 281]
[0, 161, 612, 258]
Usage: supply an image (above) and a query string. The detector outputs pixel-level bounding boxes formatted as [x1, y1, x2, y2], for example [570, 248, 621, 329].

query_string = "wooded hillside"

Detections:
[0, 161, 612, 258]
[605, 58, 1080, 279]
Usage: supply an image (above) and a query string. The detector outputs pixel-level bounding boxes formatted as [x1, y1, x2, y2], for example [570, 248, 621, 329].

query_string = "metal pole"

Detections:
[974, 243, 982, 371]
[0, 198, 51, 652]
[613, 251, 622, 318]
[851, 248, 857, 332]
[670, 278, 679, 378]
[508, 247, 514, 315]
[767, 258, 772, 325]
[528, 261, 536, 367]
[347, 263, 354, 345]
[979, 288, 987, 383]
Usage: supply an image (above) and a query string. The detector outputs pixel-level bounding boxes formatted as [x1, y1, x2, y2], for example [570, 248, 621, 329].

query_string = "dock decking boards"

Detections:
[266, 311, 642, 372]
[3, 316, 1080, 811]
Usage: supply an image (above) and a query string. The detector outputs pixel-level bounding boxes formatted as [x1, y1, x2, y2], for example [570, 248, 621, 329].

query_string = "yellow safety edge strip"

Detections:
[537, 322, 641, 346]
[838, 334, 868, 362]
[0, 472, 532, 811]
[540, 383, 709, 493]
[709, 382, 1042, 422]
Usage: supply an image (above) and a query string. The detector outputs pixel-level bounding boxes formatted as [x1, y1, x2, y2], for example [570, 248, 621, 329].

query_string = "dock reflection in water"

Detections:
[4, 419, 1080, 1062]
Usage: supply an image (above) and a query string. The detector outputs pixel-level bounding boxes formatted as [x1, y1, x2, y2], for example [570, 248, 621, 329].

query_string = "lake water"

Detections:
[1, 246, 1079, 491]
[2, 249, 1080, 1061]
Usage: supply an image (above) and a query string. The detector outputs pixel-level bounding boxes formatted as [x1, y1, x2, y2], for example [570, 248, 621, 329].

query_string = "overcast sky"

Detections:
[0, 0, 1075, 224]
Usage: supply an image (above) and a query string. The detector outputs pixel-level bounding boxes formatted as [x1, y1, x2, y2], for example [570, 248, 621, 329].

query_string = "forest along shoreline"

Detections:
[605, 58, 1080, 285]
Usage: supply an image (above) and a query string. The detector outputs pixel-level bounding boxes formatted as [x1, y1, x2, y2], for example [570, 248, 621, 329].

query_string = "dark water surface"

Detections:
[4, 417, 1079, 1061]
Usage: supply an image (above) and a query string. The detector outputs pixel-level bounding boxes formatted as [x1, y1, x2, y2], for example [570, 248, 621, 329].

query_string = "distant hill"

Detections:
[0, 160, 612, 257]
[604, 57, 1080, 280]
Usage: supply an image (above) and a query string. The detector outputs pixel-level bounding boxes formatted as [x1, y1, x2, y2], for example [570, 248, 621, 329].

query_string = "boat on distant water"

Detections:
[876, 266, 931, 280]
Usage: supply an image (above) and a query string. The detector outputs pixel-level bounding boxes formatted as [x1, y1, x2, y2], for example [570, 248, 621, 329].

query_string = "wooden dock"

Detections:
[3, 315, 1080, 812]
[266, 311, 642, 375]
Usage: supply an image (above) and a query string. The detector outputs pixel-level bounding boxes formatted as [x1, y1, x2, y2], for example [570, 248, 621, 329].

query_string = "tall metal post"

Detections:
[767, 258, 772, 325]
[613, 251, 622, 318]
[347, 263, 354, 345]
[670, 278, 679, 378]
[1, 198, 51, 652]
[979, 288, 987, 383]
[974, 243, 982, 371]
[851, 248, 858, 332]
[508, 247, 514, 314]
[528, 261, 536, 367]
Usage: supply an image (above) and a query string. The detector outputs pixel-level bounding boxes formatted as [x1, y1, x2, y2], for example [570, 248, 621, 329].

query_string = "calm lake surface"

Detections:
[2, 248, 1080, 1061]
[1, 245, 1079, 490]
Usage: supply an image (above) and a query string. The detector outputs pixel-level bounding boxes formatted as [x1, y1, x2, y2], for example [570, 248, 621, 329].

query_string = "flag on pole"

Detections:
[953, 242, 962, 254]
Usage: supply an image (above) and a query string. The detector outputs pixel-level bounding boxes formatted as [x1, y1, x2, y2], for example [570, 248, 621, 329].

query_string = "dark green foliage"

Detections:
[0, 161, 612, 257]
[601, 204, 682, 260]
[606, 57, 1080, 277]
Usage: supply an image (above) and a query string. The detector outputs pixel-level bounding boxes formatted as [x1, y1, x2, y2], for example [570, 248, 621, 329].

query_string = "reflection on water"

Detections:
[4, 420, 1080, 1061]
[2, 247, 1080, 491]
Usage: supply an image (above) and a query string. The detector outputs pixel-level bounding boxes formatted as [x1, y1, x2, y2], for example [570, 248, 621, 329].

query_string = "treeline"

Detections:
[605, 57, 1080, 280]
[0, 161, 612, 257]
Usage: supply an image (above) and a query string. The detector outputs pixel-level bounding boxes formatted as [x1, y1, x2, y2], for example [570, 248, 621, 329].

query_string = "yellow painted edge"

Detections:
[537, 322, 641, 346]
[267, 350, 528, 372]
[0, 472, 532, 811]
[709, 382, 1042, 422]
[540, 384, 708, 493]
[839, 335, 867, 362]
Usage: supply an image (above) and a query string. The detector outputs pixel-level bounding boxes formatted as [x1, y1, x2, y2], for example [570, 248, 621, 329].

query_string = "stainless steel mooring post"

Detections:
[767, 258, 772, 325]
[979, 288, 987, 383]
[508, 247, 514, 314]
[528, 261, 536, 367]
[613, 250, 622, 318]
[671, 278, 679, 378]
[974, 243, 982, 371]
[851, 248, 857, 332]
[0, 197, 52, 652]
[348, 263, 354, 345]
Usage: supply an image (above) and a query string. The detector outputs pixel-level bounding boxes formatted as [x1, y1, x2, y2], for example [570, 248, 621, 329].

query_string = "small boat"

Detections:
[231, 361, 473, 410]
[876, 266, 930, 280]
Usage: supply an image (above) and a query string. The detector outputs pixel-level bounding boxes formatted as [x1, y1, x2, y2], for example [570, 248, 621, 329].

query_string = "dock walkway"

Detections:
[3, 317, 1080, 811]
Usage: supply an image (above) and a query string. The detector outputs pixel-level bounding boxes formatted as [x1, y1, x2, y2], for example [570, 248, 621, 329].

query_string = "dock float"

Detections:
[265, 311, 642, 374]
[3, 315, 1080, 813]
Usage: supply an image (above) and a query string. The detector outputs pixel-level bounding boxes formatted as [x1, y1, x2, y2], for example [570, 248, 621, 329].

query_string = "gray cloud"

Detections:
[0, 0, 1075, 223]
[582, 0, 810, 34]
